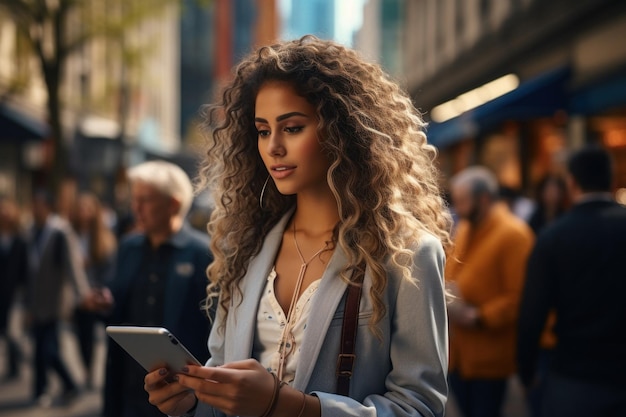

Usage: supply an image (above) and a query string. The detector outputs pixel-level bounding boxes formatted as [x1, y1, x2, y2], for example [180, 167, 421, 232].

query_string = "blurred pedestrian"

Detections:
[70, 192, 117, 389]
[103, 160, 213, 417]
[446, 166, 534, 417]
[0, 196, 29, 381]
[144, 35, 451, 417]
[518, 145, 626, 417]
[523, 173, 569, 417]
[113, 168, 139, 239]
[527, 174, 569, 235]
[26, 190, 108, 407]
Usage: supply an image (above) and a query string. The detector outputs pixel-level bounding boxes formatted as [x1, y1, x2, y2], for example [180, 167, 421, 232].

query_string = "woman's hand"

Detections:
[176, 359, 276, 417]
[145, 368, 197, 416]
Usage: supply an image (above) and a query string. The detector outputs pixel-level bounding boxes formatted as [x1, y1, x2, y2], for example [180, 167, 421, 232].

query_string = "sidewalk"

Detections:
[0, 304, 106, 417]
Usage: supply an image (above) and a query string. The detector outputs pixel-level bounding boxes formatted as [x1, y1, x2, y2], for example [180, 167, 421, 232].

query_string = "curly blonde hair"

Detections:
[198, 36, 452, 329]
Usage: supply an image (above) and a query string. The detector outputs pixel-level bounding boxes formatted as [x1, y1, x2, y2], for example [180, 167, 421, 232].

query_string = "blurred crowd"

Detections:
[27, 190, 114, 406]
[0, 160, 213, 417]
[1, 145, 625, 417]
[445, 145, 626, 417]
[0, 188, 118, 408]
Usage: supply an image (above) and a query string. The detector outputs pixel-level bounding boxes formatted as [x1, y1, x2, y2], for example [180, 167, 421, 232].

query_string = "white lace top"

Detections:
[253, 266, 321, 384]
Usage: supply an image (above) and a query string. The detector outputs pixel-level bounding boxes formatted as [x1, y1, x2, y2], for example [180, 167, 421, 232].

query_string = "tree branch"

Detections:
[0, 0, 36, 28]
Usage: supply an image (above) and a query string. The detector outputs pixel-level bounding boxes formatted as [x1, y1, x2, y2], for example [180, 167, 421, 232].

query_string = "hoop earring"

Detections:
[259, 175, 271, 210]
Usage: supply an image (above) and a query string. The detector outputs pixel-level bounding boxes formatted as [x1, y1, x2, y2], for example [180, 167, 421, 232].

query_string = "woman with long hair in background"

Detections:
[71, 192, 117, 389]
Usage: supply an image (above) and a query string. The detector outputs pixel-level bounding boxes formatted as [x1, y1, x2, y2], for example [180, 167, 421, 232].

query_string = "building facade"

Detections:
[0, 0, 283, 204]
[0, 0, 184, 204]
[401, 0, 626, 200]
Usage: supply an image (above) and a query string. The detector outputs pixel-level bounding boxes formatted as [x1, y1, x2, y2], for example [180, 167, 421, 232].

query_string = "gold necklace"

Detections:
[276, 220, 327, 381]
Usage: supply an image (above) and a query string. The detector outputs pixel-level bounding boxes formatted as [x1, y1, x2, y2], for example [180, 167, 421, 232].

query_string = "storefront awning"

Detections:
[427, 67, 570, 148]
[0, 101, 49, 142]
[425, 115, 478, 149]
[570, 70, 626, 114]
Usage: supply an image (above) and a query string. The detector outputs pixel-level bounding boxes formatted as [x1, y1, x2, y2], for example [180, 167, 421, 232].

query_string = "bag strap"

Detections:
[336, 263, 365, 396]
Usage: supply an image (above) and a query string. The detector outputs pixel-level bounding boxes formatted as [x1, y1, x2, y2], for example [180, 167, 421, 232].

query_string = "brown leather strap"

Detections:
[336, 263, 365, 396]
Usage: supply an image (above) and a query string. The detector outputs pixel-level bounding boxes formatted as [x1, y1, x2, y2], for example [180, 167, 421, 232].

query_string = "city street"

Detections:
[0, 303, 105, 417]
[0, 0, 624, 416]
[0, 302, 529, 417]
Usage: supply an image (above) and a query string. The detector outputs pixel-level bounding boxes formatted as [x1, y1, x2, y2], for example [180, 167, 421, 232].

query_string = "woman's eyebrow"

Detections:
[254, 111, 309, 124]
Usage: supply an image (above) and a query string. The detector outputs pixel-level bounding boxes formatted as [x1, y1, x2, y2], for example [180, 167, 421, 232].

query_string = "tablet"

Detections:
[106, 326, 202, 373]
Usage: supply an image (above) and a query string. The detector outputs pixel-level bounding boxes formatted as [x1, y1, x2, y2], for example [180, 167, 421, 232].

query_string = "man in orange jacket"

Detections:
[446, 166, 534, 417]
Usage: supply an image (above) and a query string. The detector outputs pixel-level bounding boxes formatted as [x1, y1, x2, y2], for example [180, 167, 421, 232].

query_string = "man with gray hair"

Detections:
[103, 160, 213, 417]
[445, 166, 534, 417]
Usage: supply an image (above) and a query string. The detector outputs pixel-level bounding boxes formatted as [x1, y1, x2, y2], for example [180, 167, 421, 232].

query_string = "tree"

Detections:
[0, 0, 180, 193]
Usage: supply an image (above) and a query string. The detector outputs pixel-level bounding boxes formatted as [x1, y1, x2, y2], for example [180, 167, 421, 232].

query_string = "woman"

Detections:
[71, 192, 117, 389]
[527, 174, 569, 235]
[145, 36, 451, 417]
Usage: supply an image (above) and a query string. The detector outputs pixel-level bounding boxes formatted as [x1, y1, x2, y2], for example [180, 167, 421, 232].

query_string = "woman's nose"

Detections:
[267, 134, 286, 157]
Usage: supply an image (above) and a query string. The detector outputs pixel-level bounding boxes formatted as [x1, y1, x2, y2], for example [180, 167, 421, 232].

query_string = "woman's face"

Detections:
[130, 181, 176, 235]
[76, 195, 97, 225]
[0, 199, 17, 231]
[255, 81, 331, 198]
[542, 180, 563, 207]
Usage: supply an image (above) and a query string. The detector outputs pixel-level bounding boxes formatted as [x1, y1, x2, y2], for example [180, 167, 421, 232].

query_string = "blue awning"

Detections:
[426, 114, 478, 149]
[0, 101, 49, 142]
[570, 70, 626, 114]
[427, 67, 570, 148]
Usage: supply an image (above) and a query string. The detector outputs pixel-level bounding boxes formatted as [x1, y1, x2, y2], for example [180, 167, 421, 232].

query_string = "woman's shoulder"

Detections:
[410, 231, 445, 266]
[382, 231, 445, 287]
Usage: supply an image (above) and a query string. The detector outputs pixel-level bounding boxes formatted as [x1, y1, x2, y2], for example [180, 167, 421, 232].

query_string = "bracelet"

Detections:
[296, 391, 307, 417]
[259, 372, 280, 417]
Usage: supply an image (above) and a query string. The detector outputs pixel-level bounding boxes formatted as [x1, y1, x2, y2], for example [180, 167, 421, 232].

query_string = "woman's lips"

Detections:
[271, 165, 296, 179]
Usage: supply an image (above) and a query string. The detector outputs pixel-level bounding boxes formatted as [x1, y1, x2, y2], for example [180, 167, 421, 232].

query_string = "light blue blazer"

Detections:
[195, 212, 448, 417]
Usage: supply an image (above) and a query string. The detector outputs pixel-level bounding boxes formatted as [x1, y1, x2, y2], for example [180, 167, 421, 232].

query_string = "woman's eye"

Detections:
[257, 129, 270, 137]
[285, 126, 304, 134]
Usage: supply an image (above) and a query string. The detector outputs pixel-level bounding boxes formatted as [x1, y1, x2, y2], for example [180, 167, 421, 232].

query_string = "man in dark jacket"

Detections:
[518, 146, 626, 417]
[27, 190, 97, 406]
[103, 161, 213, 417]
